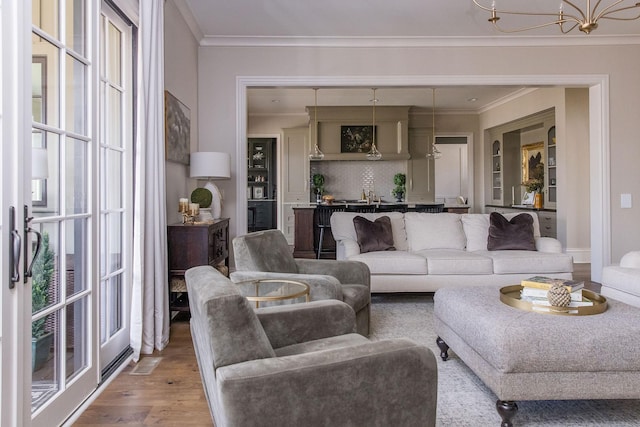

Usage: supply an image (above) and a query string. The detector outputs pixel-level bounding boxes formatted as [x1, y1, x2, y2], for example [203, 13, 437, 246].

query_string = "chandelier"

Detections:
[472, 1, 640, 34]
[366, 88, 383, 160]
[426, 88, 442, 160]
[309, 88, 325, 160]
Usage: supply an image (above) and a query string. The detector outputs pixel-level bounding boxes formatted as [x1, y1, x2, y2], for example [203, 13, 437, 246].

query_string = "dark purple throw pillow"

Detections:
[353, 215, 396, 254]
[487, 212, 536, 251]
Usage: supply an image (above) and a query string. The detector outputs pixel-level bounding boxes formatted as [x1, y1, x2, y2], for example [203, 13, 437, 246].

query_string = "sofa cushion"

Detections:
[274, 333, 369, 357]
[185, 266, 276, 369]
[405, 212, 466, 251]
[414, 249, 494, 275]
[462, 212, 541, 252]
[233, 229, 298, 273]
[350, 251, 428, 275]
[483, 250, 574, 274]
[487, 212, 536, 251]
[602, 266, 640, 297]
[331, 212, 408, 252]
[353, 215, 395, 253]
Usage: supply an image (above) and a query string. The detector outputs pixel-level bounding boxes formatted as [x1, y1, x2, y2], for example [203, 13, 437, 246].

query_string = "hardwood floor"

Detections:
[73, 315, 212, 426]
[73, 263, 598, 426]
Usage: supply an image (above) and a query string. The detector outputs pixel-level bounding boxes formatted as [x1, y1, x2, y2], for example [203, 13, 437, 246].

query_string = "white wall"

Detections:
[195, 43, 640, 265]
[164, 0, 199, 225]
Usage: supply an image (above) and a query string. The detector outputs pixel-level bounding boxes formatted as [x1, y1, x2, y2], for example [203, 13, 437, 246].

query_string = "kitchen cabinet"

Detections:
[546, 126, 557, 208]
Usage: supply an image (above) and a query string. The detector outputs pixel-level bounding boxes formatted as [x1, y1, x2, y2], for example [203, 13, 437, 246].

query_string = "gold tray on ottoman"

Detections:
[500, 285, 607, 316]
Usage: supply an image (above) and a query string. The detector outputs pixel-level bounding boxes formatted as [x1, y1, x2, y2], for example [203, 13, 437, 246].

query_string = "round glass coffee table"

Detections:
[235, 278, 310, 308]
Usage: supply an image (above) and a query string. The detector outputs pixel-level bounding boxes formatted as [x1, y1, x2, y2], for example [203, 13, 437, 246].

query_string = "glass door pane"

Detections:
[30, 0, 96, 424]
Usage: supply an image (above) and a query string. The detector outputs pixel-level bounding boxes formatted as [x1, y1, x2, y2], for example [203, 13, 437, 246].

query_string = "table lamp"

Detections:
[190, 151, 231, 220]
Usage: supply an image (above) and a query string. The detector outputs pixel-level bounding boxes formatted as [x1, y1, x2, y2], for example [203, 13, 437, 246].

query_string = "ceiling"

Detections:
[181, 0, 640, 114]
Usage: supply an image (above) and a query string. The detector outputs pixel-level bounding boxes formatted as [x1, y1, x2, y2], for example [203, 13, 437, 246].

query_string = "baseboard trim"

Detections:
[567, 248, 591, 263]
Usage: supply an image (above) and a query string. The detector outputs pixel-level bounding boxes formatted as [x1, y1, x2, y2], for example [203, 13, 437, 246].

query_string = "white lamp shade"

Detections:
[190, 151, 231, 179]
[32, 147, 49, 179]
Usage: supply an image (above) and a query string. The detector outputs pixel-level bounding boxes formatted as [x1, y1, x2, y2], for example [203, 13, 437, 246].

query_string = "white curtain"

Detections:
[131, 0, 169, 361]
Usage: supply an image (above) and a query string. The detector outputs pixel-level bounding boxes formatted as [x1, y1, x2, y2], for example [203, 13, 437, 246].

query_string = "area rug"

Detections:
[369, 294, 640, 427]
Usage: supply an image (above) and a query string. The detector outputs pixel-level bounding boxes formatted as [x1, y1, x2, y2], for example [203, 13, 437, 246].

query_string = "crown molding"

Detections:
[171, 0, 204, 42]
[200, 34, 640, 48]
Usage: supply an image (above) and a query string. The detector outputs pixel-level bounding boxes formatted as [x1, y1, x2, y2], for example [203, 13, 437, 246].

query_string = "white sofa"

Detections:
[331, 211, 574, 293]
[601, 251, 640, 307]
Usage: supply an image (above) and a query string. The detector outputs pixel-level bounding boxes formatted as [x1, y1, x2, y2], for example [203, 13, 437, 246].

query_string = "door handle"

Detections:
[9, 206, 21, 287]
[24, 205, 43, 281]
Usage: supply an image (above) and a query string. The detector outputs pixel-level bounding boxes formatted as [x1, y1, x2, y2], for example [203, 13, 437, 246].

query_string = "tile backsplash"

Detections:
[310, 160, 407, 201]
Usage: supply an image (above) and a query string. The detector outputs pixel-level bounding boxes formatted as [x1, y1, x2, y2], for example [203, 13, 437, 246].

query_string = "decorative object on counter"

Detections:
[366, 88, 382, 160]
[312, 173, 325, 203]
[309, 88, 325, 160]
[180, 201, 199, 224]
[322, 195, 335, 205]
[391, 173, 406, 202]
[472, 0, 640, 35]
[190, 151, 231, 219]
[534, 192, 544, 209]
[426, 88, 442, 160]
[190, 187, 213, 221]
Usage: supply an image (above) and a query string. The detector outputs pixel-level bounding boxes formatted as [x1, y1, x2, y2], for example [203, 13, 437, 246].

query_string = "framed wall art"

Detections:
[340, 125, 376, 153]
[164, 90, 191, 165]
[521, 141, 545, 184]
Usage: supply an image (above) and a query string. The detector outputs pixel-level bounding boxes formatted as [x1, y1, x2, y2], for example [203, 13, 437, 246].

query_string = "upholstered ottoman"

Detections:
[433, 286, 640, 427]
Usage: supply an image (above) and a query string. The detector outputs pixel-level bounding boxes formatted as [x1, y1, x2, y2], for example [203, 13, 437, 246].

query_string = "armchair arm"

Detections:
[217, 339, 437, 427]
[535, 236, 563, 253]
[620, 251, 640, 269]
[256, 300, 355, 349]
[230, 270, 342, 301]
[295, 259, 370, 289]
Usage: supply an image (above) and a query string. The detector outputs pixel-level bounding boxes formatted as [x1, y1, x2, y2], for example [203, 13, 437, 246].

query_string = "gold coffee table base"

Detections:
[500, 285, 607, 316]
[236, 278, 310, 308]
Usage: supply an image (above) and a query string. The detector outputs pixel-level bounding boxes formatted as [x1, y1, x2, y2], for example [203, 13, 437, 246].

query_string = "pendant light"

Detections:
[426, 88, 442, 160]
[366, 88, 382, 161]
[309, 88, 325, 160]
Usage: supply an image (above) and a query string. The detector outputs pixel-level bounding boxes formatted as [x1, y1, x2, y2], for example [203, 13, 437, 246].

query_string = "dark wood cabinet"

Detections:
[167, 219, 229, 312]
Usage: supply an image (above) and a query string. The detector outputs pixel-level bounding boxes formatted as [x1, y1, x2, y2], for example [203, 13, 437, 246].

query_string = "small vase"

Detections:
[395, 193, 404, 202]
[534, 192, 544, 209]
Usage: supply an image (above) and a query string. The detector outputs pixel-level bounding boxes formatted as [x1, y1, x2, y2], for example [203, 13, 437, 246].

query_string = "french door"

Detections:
[29, 0, 98, 424]
[2, 0, 134, 423]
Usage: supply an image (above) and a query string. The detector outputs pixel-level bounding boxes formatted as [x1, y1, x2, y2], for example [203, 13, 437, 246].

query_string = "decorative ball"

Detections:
[547, 284, 571, 307]
[191, 188, 213, 208]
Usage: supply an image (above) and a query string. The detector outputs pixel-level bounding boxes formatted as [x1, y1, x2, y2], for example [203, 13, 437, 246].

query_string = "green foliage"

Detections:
[392, 173, 406, 198]
[32, 232, 55, 339]
[191, 187, 213, 208]
[524, 163, 545, 192]
[312, 174, 325, 194]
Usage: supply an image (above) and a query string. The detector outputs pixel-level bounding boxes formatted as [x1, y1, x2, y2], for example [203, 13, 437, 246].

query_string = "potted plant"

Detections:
[391, 173, 406, 202]
[312, 173, 325, 203]
[32, 231, 55, 372]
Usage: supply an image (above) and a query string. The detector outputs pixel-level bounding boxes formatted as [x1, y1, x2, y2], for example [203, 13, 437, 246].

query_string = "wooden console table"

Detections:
[167, 219, 229, 312]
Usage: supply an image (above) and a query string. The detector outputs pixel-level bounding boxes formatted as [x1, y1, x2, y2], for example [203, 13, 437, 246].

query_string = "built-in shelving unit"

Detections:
[546, 126, 557, 207]
[492, 140, 502, 202]
[248, 138, 276, 231]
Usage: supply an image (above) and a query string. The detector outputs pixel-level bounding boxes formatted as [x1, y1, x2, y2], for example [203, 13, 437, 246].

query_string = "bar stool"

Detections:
[315, 205, 344, 259]
[344, 204, 377, 213]
[376, 204, 407, 213]
[412, 203, 445, 213]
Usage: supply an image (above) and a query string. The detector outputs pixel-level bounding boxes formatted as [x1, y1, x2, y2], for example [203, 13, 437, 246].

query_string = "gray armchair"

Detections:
[232, 229, 371, 335]
[186, 265, 438, 427]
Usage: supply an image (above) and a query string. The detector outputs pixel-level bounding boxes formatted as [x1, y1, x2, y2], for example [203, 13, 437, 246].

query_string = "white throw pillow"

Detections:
[405, 213, 466, 251]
